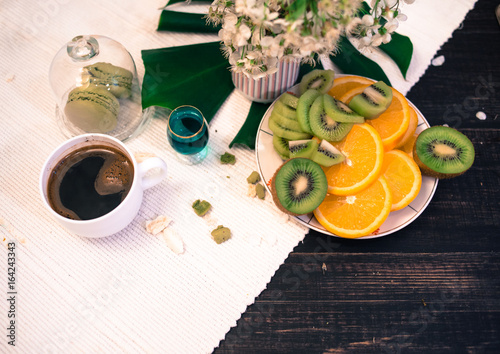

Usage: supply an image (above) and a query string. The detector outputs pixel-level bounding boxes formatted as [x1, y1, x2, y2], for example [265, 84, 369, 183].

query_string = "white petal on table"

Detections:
[162, 228, 185, 255]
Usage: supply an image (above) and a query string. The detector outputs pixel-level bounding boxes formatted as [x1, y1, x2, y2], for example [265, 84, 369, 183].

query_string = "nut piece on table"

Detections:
[146, 215, 173, 235]
[162, 228, 184, 255]
[134, 152, 156, 163]
[192, 199, 212, 216]
[247, 184, 257, 198]
[211, 225, 231, 244]
[247, 171, 261, 184]
[220, 152, 236, 165]
[256, 183, 266, 200]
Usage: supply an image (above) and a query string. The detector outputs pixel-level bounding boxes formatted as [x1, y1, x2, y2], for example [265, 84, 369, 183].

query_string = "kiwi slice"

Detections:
[269, 118, 312, 140]
[323, 94, 365, 123]
[273, 135, 290, 159]
[296, 89, 321, 134]
[413, 126, 475, 179]
[309, 95, 353, 142]
[289, 139, 319, 158]
[311, 139, 346, 167]
[279, 92, 299, 109]
[348, 81, 393, 119]
[270, 112, 303, 132]
[299, 69, 335, 96]
[271, 158, 328, 216]
[277, 151, 289, 160]
[272, 100, 297, 121]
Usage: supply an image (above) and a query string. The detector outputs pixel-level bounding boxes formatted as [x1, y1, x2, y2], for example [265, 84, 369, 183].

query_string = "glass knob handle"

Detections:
[66, 35, 99, 61]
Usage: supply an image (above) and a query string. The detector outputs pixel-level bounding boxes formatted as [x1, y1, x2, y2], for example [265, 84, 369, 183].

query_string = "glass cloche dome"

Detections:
[49, 35, 152, 141]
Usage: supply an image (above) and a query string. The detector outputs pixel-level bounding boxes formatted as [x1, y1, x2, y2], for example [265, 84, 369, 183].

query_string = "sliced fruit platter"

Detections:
[256, 71, 475, 239]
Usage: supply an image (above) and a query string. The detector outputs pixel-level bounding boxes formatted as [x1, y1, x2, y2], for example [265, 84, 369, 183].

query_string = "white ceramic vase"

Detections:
[231, 59, 300, 103]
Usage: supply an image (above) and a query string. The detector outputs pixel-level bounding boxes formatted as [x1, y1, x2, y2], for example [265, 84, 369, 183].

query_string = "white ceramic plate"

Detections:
[255, 83, 438, 239]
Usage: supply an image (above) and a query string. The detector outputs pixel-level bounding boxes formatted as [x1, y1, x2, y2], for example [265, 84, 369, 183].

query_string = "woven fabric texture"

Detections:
[0, 0, 476, 352]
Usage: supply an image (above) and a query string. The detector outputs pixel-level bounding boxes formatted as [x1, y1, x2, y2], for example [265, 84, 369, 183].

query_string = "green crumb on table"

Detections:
[211, 225, 231, 244]
[246, 171, 260, 184]
[256, 183, 266, 199]
[192, 199, 211, 216]
[220, 152, 236, 165]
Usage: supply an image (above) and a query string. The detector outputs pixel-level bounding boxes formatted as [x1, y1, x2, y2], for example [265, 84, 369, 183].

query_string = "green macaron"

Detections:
[64, 86, 119, 133]
[82, 62, 133, 98]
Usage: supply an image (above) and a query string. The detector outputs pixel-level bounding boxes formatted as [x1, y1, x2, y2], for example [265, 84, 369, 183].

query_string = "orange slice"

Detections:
[328, 75, 375, 100]
[381, 150, 422, 211]
[340, 86, 410, 152]
[395, 105, 419, 149]
[398, 133, 418, 157]
[323, 123, 384, 196]
[314, 175, 392, 238]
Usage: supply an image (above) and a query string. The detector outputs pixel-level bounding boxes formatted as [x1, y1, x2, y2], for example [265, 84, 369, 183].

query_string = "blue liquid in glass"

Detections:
[168, 110, 209, 155]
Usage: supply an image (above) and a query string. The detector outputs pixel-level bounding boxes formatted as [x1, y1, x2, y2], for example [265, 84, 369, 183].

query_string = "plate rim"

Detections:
[254, 76, 438, 240]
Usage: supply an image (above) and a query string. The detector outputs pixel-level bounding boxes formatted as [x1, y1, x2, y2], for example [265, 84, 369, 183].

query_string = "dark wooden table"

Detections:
[216, 0, 500, 352]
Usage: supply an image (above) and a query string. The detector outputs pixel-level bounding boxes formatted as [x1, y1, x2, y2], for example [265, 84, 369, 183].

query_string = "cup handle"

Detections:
[137, 157, 168, 190]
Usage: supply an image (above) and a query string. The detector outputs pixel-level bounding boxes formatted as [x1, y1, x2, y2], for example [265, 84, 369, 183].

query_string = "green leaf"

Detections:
[141, 41, 233, 123]
[229, 102, 270, 149]
[330, 36, 391, 86]
[379, 32, 413, 79]
[357, 2, 413, 79]
[297, 56, 325, 80]
[158, 10, 220, 32]
[286, 0, 307, 22]
[358, 1, 371, 16]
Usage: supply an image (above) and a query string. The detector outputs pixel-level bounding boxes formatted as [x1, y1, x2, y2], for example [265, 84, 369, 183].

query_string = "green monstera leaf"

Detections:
[330, 36, 391, 86]
[141, 42, 233, 124]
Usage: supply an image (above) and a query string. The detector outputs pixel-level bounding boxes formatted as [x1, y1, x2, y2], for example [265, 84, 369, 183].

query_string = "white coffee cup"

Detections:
[39, 133, 168, 238]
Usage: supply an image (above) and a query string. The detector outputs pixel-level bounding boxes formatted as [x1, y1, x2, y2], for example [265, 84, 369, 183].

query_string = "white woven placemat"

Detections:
[0, 0, 477, 352]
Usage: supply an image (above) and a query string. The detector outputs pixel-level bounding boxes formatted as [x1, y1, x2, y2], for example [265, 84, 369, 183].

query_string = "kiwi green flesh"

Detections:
[296, 89, 321, 134]
[272, 100, 297, 120]
[414, 126, 475, 178]
[309, 95, 353, 142]
[271, 158, 328, 216]
[273, 135, 290, 158]
[348, 81, 393, 119]
[311, 140, 345, 167]
[277, 151, 289, 160]
[279, 92, 299, 109]
[323, 94, 365, 123]
[269, 118, 312, 140]
[289, 139, 318, 158]
[271, 112, 303, 132]
[299, 69, 335, 95]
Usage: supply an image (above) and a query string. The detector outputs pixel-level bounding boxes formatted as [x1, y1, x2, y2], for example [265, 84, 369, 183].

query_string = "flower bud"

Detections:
[362, 14, 374, 26]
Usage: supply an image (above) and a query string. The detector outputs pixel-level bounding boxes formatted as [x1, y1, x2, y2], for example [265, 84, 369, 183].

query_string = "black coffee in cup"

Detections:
[47, 144, 134, 220]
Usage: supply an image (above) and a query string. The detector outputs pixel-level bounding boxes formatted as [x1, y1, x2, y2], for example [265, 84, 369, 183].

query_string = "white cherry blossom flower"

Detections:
[362, 14, 375, 26]
[384, 18, 399, 33]
[223, 12, 238, 28]
[384, 0, 398, 8]
[207, 0, 413, 79]
[371, 33, 384, 47]
[397, 13, 408, 21]
[234, 24, 252, 46]
[261, 35, 284, 58]
[358, 32, 373, 48]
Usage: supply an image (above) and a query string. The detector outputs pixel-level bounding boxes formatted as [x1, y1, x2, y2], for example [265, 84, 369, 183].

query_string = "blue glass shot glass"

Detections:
[167, 106, 209, 164]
